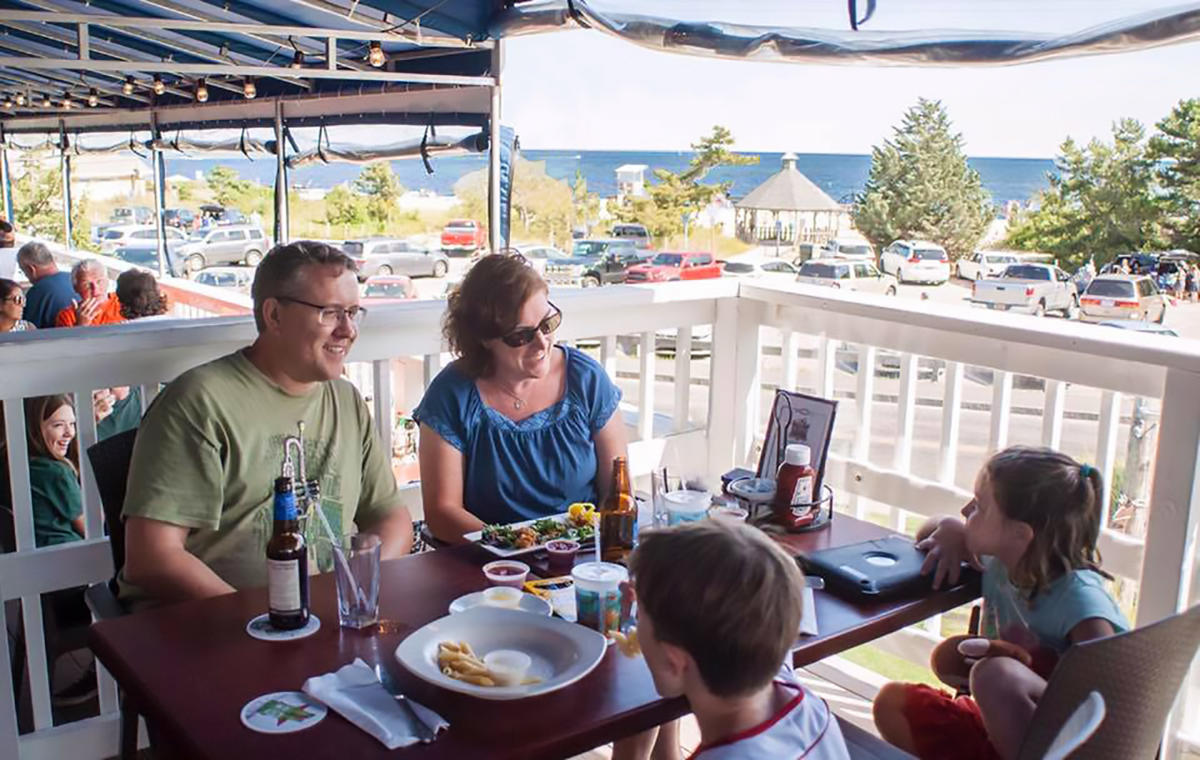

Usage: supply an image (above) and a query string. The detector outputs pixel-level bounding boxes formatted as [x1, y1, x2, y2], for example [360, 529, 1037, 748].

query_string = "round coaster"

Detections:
[245, 613, 321, 642]
[240, 691, 326, 734]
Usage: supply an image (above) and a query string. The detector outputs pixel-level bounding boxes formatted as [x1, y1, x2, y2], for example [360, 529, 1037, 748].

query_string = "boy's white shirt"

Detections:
[688, 665, 849, 760]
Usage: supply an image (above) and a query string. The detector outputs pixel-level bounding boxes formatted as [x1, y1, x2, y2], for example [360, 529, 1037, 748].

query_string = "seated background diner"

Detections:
[1, 277, 35, 333]
[414, 253, 627, 543]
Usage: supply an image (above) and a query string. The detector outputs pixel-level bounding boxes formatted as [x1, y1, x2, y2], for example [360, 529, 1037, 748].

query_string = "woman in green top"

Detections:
[24, 394, 85, 547]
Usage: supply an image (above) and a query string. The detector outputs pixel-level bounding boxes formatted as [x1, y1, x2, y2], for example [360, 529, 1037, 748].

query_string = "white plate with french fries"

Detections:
[395, 606, 608, 700]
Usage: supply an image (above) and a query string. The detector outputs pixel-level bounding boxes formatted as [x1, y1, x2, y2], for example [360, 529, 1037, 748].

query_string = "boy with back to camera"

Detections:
[628, 520, 849, 759]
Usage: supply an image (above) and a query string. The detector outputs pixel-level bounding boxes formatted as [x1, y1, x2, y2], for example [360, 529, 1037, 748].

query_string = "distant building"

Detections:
[66, 154, 152, 201]
[615, 164, 648, 203]
[734, 153, 848, 251]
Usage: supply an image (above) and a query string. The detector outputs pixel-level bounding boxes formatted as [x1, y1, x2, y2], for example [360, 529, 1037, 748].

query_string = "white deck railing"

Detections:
[2, 278, 1198, 758]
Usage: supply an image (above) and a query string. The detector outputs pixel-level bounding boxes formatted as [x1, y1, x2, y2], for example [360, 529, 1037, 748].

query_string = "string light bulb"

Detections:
[88, 89, 99, 107]
[368, 41, 385, 67]
[41, 95, 52, 108]
[2, 98, 12, 110]
[123, 76, 135, 95]
[195, 78, 208, 103]
[243, 77, 256, 99]
[152, 75, 165, 95]
[291, 50, 304, 69]
[60, 96, 72, 109]
[15, 93, 26, 106]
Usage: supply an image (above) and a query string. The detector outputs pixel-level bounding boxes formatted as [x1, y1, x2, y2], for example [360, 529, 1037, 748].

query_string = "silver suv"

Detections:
[179, 225, 269, 273]
[343, 238, 449, 280]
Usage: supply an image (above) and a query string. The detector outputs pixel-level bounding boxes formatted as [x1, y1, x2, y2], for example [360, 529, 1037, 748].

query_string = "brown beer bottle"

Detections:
[266, 476, 310, 630]
[599, 456, 638, 565]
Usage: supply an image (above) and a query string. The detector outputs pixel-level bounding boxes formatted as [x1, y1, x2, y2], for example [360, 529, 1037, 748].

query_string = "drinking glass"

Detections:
[335, 533, 381, 629]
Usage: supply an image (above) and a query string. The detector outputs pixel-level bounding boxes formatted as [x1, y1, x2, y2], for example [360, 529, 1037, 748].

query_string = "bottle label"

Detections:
[790, 476, 815, 507]
[267, 558, 301, 613]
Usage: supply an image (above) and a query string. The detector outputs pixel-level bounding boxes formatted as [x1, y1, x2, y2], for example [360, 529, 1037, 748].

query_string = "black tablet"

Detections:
[800, 536, 944, 599]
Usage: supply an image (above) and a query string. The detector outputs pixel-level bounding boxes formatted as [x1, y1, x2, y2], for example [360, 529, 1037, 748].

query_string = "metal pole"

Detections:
[0, 140, 12, 223]
[487, 41, 503, 255]
[273, 99, 288, 246]
[59, 125, 73, 250]
[151, 121, 168, 277]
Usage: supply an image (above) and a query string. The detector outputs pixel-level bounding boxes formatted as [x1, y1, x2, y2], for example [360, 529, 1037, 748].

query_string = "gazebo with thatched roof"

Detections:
[734, 153, 847, 250]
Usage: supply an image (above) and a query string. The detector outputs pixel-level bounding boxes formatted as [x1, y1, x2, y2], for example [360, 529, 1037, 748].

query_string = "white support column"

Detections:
[487, 41, 503, 254]
[853, 345, 876, 462]
[423, 352, 445, 390]
[938, 361, 964, 485]
[1137, 367, 1200, 625]
[782, 328, 800, 392]
[1042, 379, 1066, 449]
[638, 332, 656, 442]
[894, 352, 918, 473]
[74, 386, 103, 539]
[816, 333, 836, 399]
[1096, 390, 1122, 521]
[600, 335, 618, 382]
[326, 36, 337, 70]
[372, 360, 394, 457]
[989, 370, 1013, 453]
[673, 326, 692, 431]
[707, 297, 762, 475]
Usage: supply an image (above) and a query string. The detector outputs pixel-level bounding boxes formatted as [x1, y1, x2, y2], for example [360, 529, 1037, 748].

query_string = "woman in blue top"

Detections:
[415, 254, 627, 543]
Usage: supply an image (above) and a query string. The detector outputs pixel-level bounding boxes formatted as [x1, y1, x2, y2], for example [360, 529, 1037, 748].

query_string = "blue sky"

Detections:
[500, 2, 1200, 158]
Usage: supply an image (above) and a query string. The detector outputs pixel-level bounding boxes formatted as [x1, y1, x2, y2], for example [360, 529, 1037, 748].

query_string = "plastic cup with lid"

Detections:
[572, 562, 628, 637]
[663, 489, 710, 526]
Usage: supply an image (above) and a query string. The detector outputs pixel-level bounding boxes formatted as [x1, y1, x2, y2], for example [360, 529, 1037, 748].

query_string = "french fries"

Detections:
[612, 627, 641, 658]
[436, 640, 542, 687]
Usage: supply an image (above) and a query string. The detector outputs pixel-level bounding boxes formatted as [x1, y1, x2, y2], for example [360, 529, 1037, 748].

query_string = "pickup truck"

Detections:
[543, 239, 647, 287]
[971, 263, 1079, 317]
[440, 219, 487, 256]
[625, 251, 723, 282]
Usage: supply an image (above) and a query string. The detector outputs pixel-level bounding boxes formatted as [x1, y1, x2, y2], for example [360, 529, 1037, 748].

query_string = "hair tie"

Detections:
[1080, 464, 1095, 478]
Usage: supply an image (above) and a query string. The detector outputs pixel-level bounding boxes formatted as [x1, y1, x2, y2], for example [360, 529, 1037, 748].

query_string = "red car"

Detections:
[625, 251, 723, 283]
[440, 219, 487, 256]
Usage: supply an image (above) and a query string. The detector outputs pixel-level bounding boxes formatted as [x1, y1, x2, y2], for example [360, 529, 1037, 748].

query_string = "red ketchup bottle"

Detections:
[775, 443, 816, 531]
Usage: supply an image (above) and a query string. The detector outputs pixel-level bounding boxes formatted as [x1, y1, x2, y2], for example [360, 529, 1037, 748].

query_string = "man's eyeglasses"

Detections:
[500, 303, 562, 347]
[2, 293, 25, 306]
[278, 296, 367, 326]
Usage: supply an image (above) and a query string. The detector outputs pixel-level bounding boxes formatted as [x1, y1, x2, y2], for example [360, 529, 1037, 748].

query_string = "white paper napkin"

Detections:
[302, 658, 448, 749]
[799, 587, 819, 636]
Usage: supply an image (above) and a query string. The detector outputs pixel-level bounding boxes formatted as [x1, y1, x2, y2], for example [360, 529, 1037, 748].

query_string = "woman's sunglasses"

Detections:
[500, 303, 562, 347]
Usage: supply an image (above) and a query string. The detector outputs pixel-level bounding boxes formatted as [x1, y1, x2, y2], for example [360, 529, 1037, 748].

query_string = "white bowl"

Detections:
[395, 606, 607, 701]
[447, 590, 552, 617]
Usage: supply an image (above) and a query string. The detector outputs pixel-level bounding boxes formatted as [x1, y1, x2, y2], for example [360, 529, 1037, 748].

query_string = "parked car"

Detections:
[361, 275, 416, 302]
[971, 263, 1079, 317]
[164, 208, 196, 229]
[112, 206, 153, 225]
[99, 225, 187, 253]
[441, 219, 487, 256]
[818, 237, 874, 261]
[610, 223, 653, 251]
[879, 240, 951, 284]
[111, 243, 188, 277]
[956, 251, 1021, 281]
[625, 252, 723, 282]
[343, 238, 449, 280]
[198, 204, 245, 226]
[178, 225, 269, 272]
[1097, 320, 1177, 337]
[1078, 274, 1167, 324]
[193, 266, 254, 292]
[795, 259, 899, 295]
[721, 257, 799, 283]
[502, 245, 566, 275]
[543, 239, 645, 287]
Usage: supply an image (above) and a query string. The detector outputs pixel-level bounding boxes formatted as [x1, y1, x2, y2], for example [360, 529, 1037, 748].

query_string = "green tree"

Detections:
[571, 170, 601, 236]
[853, 98, 992, 259]
[353, 162, 403, 226]
[205, 165, 251, 207]
[324, 184, 366, 227]
[1148, 98, 1200, 252]
[1007, 119, 1165, 268]
[454, 159, 573, 245]
[614, 125, 758, 240]
[12, 155, 90, 250]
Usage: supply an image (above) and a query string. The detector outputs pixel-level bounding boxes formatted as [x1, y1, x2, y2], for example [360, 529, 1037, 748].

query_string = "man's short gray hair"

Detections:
[17, 241, 54, 267]
[71, 259, 106, 283]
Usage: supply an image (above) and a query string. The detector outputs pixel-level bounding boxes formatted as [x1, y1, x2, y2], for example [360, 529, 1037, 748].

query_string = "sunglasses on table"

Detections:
[500, 303, 562, 347]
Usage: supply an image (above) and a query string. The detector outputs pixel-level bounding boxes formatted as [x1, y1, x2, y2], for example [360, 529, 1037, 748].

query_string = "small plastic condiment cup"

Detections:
[481, 586, 523, 608]
[482, 560, 530, 588]
[664, 489, 710, 526]
[708, 504, 749, 522]
[545, 539, 580, 572]
[483, 649, 532, 686]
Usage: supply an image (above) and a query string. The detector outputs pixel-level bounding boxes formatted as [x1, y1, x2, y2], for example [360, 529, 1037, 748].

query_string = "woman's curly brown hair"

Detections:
[443, 254, 546, 378]
[115, 269, 168, 319]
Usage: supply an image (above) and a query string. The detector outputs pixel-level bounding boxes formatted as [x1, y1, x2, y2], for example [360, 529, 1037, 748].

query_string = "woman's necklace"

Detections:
[493, 378, 530, 410]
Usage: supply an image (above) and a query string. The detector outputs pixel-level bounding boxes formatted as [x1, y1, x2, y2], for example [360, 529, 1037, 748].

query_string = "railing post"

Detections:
[1042, 379, 1066, 449]
[673, 326, 692, 431]
[372, 360, 394, 457]
[853, 345, 876, 462]
[1096, 390, 1122, 521]
[988, 370, 1013, 453]
[638, 331, 656, 442]
[782, 328, 800, 392]
[894, 352, 918, 472]
[600, 335, 618, 382]
[816, 333, 836, 399]
[707, 296, 762, 476]
[1137, 367, 1200, 625]
[938, 361, 964, 485]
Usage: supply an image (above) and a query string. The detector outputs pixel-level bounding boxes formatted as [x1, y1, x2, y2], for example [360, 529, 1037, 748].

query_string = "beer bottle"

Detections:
[599, 456, 638, 565]
[267, 476, 309, 630]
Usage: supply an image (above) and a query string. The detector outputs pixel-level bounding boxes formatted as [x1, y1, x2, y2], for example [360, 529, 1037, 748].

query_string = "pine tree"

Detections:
[1148, 98, 1200, 253]
[853, 99, 992, 259]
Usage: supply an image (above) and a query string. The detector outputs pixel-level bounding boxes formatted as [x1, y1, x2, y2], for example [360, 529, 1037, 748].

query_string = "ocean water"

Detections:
[165, 149, 1054, 206]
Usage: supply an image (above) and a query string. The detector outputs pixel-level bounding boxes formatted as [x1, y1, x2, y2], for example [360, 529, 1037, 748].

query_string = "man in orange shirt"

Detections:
[54, 259, 125, 327]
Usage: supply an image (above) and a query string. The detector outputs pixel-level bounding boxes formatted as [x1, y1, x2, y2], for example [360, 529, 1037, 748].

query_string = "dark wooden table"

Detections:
[89, 516, 978, 760]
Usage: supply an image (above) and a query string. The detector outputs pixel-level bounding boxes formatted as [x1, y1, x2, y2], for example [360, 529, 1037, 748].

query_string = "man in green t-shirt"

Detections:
[120, 241, 413, 609]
